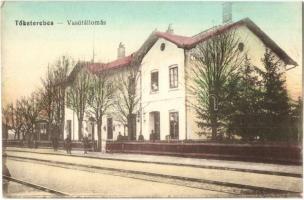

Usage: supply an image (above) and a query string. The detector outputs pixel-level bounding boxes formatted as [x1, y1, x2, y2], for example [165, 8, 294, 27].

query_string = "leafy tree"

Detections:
[289, 97, 302, 143]
[256, 48, 290, 141]
[191, 30, 244, 140]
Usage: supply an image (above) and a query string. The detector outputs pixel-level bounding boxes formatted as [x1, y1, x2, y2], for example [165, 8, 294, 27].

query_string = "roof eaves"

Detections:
[66, 62, 86, 85]
[242, 18, 298, 66]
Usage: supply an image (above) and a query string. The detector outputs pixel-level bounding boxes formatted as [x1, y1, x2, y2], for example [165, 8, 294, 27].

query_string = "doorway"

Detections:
[169, 112, 179, 139]
[149, 111, 160, 140]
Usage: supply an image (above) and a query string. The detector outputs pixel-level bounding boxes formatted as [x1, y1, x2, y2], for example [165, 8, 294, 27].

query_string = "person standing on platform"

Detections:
[65, 134, 72, 154]
[83, 135, 89, 154]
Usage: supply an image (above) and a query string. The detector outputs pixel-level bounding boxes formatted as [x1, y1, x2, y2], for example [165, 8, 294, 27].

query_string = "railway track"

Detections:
[3, 175, 70, 197]
[6, 148, 302, 178]
[6, 154, 301, 197]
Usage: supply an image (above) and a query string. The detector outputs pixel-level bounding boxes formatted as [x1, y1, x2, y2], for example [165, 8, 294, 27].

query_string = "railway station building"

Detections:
[64, 18, 297, 146]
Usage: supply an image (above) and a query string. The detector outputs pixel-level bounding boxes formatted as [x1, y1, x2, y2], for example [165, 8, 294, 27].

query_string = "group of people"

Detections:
[64, 134, 91, 154]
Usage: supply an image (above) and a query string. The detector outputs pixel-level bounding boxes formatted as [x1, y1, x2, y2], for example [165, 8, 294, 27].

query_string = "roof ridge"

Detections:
[74, 17, 296, 77]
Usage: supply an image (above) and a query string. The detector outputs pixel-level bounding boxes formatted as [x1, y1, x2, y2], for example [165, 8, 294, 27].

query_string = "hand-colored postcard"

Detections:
[1, 1, 302, 198]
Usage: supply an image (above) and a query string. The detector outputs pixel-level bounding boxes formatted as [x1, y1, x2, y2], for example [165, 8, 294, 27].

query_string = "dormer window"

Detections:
[151, 71, 159, 92]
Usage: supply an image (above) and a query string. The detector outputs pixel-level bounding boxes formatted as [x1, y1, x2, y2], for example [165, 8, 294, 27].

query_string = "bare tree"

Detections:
[114, 63, 140, 140]
[40, 56, 72, 141]
[2, 103, 13, 140]
[52, 56, 72, 140]
[87, 68, 115, 151]
[66, 63, 90, 140]
[40, 65, 56, 140]
[191, 30, 244, 140]
[2, 100, 24, 140]
[13, 101, 25, 140]
[18, 92, 42, 146]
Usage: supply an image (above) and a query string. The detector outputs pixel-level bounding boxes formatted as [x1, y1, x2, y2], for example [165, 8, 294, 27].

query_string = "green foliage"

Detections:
[256, 49, 291, 141]
[226, 56, 264, 141]
[288, 97, 303, 143]
[192, 30, 244, 140]
[193, 40, 300, 143]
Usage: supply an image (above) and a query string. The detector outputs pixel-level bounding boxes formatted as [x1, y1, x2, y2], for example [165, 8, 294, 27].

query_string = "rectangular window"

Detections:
[151, 71, 159, 92]
[169, 112, 179, 139]
[169, 66, 178, 88]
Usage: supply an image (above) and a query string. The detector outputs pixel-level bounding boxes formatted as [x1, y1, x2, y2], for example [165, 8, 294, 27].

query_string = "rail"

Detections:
[3, 175, 70, 196]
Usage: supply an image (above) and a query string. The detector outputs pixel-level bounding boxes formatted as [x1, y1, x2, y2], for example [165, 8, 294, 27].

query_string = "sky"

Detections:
[1, 1, 302, 106]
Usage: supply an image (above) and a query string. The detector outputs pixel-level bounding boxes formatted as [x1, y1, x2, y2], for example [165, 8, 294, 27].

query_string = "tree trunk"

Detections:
[47, 122, 51, 141]
[78, 119, 83, 140]
[60, 92, 66, 140]
[209, 96, 217, 141]
[211, 116, 217, 140]
[28, 127, 33, 147]
[16, 131, 20, 140]
[97, 120, 102, 152]
[127, 114, 137, 141]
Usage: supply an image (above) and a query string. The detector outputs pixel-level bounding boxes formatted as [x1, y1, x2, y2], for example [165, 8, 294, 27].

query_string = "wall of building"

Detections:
[140, 38, 186, 140]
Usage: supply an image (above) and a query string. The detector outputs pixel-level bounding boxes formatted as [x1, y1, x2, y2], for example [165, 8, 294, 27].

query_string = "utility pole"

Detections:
[91, 29, 96, 63]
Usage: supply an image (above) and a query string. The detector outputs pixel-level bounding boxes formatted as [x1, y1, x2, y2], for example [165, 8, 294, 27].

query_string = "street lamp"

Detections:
[209, 94, 218, 111]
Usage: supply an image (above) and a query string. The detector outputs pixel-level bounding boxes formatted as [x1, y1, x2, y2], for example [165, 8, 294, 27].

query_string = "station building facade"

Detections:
[64, 18, 297, 147]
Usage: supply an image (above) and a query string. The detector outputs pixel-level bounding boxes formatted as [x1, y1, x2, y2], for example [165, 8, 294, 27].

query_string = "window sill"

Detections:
[168, 87, 179, 91]
[150, 91, 159, 95]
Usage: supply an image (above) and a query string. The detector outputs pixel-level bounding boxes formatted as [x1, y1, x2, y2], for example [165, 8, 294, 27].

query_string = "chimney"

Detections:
[166, 24, 174, 34]
[222, 2, 232, 24]
[117, 42, 125, 58]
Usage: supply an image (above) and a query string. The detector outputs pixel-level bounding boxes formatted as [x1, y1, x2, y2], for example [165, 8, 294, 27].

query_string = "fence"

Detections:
[106, 141, 302, 165]
[4, 139, 302, 164]
[3, 140, 97, 151]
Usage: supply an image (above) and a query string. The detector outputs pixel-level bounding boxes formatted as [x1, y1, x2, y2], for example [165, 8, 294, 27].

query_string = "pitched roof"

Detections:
[155, 18, 297, 66]
[154, 22, 242, 49]
[87, 54, 134, 74]
[68, 18, 297, 81]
